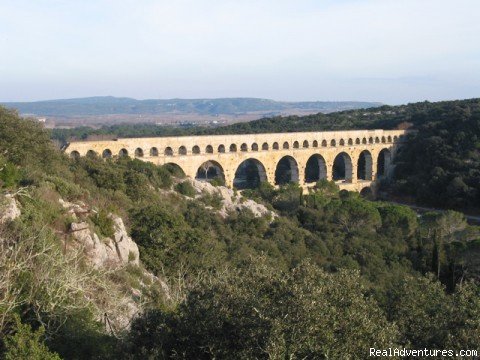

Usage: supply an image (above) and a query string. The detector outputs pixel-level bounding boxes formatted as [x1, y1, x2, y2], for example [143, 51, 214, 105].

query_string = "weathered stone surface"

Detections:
[70, 215, 139, 268]
[0, 195, 21, 224]
[188, 178, 274, 218]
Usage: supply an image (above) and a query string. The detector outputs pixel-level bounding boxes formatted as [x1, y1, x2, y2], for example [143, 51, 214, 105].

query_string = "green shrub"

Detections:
[91, 209, 115, 239]
[0, 161, 21, 188]
[44, 175, 85, 200]
[175, 181, 196, 197]
[3, 317, 61, 360]
[198, 192, 223, 209]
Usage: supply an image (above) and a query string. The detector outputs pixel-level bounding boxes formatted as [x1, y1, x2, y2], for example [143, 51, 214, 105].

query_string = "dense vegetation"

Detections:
[1, 105, 480, 358]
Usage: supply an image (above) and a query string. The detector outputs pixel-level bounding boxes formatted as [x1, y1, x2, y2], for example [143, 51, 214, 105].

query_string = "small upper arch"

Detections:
[230, 144, 237, 152]
[283, 141, 290, 149]
[322, 140, 327, 147]
[135, 148, 144, 157]
[150, 147, 159, 156]
[330, 139, 336, 147]
[293, 141, 299, 149]
[164, 147, 173, 156]
[262, 142, 269, 150]
[312, 140, 318, 148]
[119, 148, 129, 157]
[206, 145, 213, 154]
[273, 142, 279, 150]
[102, 149, 112, 159]
[192, 145, 200, 154]
[218, 144, 226, 153]
[178, 146, 187, 155]
[241, 143, 248, 152]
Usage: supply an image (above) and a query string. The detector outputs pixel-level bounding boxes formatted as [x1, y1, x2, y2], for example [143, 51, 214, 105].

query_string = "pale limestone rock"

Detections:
[0, 195, 21, 224]
[185, 178, 275, 219]
[70, 216, 139, 268]
[111, 215, 140, 266]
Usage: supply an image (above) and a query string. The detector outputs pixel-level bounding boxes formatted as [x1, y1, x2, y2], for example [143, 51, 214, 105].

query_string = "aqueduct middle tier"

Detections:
[64, 129, 407, 192]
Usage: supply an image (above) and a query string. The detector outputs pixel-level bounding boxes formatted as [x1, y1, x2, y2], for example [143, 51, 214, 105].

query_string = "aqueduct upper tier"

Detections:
[65, 129, 408, 192]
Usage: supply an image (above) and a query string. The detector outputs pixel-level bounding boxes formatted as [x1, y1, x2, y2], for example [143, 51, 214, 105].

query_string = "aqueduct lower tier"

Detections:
[64, 129, 407, 192]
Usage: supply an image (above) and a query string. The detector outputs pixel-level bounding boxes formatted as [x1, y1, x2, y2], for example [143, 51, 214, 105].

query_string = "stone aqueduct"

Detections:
[64, 129, 407, 193]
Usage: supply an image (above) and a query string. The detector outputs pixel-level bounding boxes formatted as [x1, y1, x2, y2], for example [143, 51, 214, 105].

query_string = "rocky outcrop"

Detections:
[69, 215, 139, 268]
[186, 179, 275, 219]
[0, 194, 21, 224]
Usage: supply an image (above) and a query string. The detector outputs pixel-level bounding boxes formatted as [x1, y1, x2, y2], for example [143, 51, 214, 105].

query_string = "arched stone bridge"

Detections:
[65, 129, 407, 193]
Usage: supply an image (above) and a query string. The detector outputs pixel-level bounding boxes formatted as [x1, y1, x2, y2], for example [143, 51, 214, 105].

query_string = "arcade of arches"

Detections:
[65, 129, 406, 193]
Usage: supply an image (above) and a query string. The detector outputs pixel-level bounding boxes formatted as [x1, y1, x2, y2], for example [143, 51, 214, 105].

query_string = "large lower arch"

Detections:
[233, 158, 267, 190]
[195, 160, 225, 183]
[163, 163, 186, 178]
[377, 148, 392, 178]
[275, 156, 299, 185]
[357, 150, 373, 180]
[305, 154, 327, 183]
[332, 152, 353, 182]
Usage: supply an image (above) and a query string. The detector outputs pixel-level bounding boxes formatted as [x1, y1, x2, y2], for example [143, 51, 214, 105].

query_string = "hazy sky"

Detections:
[1, 0, 479, 104]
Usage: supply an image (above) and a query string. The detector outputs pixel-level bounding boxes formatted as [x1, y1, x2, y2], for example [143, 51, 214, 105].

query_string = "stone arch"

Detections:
[240, 143, 248, 152]
[86, 150, 97, 158]
[135, 148, 144, 158]
[305, 154, 327, 183]
[322, 140, 327, 147]
[218, 144, 225, 153]
[70, 150, 80, 159]
[330, 139, 336, 147]
[251, 143, 259, 151]
[355, 138, 361, 145]
[348, 138, 353, 145]
[368, 137, 374, 144]
[375, 137, 380, 143]
[303, 140, 309, 148]
[339, 139, 345, 146]
[357, 150, 373, 180]
[273, 142, 279, 150]
[192, 145, 200, 154]
[230, 144, 237, 152]
[150, 147, 159, 156]
[333, 152, 353, 182]
[164, 163, 186, 177]
[275, 156, 299, 185]
[164, 147, 173, 156]
[102, 149, 112, 159]
[206, 145, 213, 154]
[283, 141, 289, 150]
[362, 138, 367, 144]
[196, 160, 225, 183]
[360, 186, 374, 199]
[178, 146, 187, 155]
[233, 158, 268, 190]
[377, 148, 392, 178]
[293, 141, 299, 149]
[312, 140, 318, 148]
[262, 142, 269, 150]
[119, 148, 129, 157]
[390, 136, 394, 142]
[381, 136, 386, 143]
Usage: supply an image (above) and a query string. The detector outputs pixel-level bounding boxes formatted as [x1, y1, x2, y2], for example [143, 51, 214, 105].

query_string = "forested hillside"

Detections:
[52, 98, 480, 210]
[1, 106, 480, 358]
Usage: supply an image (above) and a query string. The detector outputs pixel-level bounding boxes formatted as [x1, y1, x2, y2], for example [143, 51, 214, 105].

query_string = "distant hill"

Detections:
[2, 96, 381, 117]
